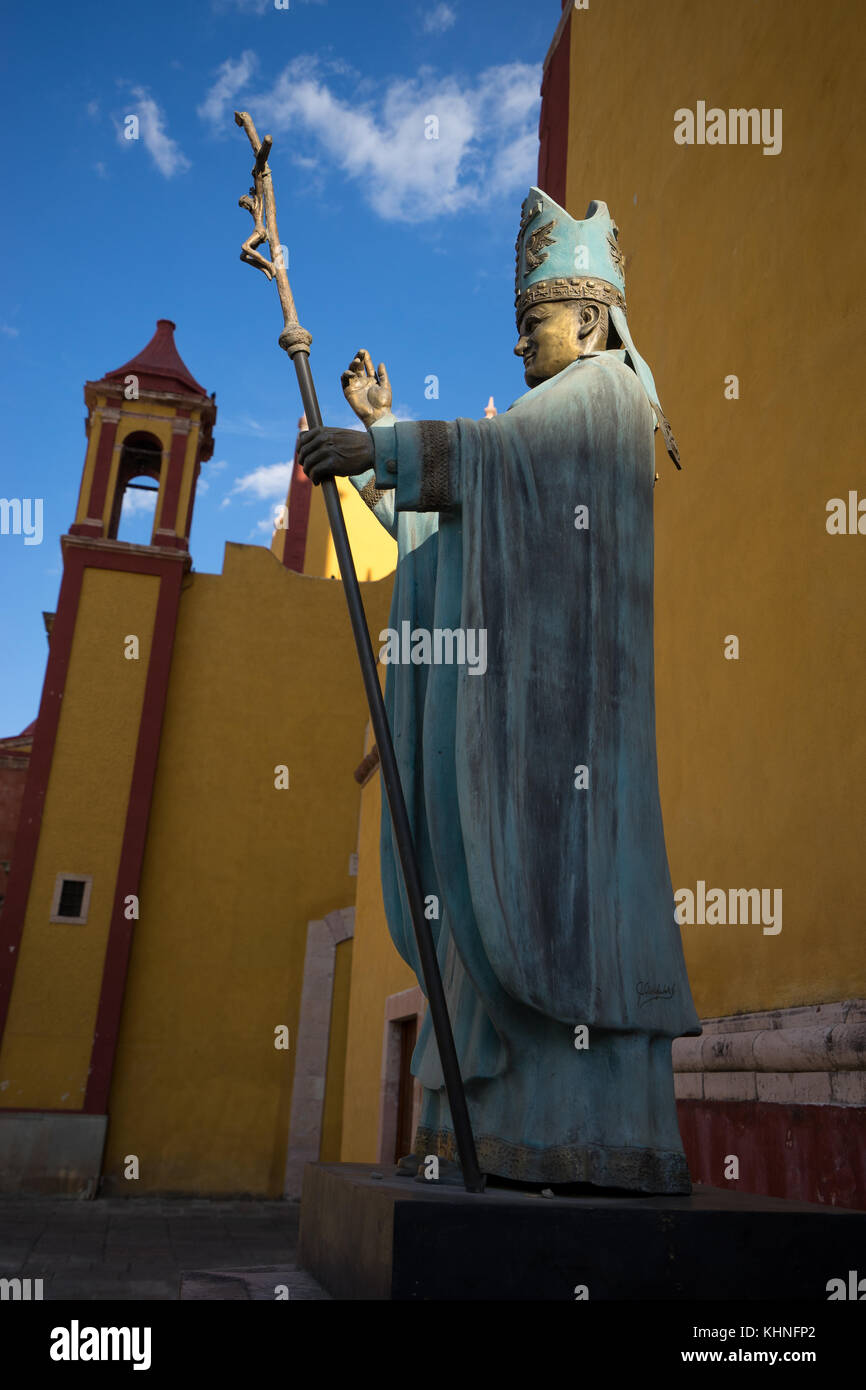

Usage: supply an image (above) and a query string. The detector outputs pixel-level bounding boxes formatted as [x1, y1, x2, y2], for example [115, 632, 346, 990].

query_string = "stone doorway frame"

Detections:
[377, 986, 427, 1165]
[283, 907, 354, 1199]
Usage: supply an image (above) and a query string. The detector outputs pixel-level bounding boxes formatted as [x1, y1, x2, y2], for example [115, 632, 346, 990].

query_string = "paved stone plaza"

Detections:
[0, 1197, 329, 1300]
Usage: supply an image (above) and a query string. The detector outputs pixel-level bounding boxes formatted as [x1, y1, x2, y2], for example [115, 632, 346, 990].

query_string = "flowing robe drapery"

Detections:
[350, 349, 700, 1191]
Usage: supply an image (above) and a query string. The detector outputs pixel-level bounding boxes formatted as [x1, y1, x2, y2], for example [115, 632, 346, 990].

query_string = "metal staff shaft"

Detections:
[233, 111, 484, 1194]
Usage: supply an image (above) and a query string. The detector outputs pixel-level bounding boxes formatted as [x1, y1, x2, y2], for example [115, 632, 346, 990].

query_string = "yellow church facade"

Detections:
[0, 320, 395, 1196]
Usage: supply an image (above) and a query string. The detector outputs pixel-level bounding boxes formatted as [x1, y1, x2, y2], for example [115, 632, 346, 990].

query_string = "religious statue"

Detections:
[298, 189, 701, 1194]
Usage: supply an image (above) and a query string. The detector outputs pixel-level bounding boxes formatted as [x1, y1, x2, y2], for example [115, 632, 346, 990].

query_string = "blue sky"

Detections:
[0, 0, 559, 735]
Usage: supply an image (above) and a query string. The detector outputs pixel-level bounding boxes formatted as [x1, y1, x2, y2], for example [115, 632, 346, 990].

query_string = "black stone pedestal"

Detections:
[298, 1162, 865, 1301]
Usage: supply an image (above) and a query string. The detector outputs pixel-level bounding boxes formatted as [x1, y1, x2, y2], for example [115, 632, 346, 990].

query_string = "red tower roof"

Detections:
[100, 319, 208, 397]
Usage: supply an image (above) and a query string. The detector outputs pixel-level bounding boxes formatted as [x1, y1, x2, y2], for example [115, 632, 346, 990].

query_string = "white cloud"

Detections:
[229, 461, 293, 501]
[236, 504, 289, 542]
[197, 51, 258, 127]
[205, 54, 541, 222]
[421, 4, 456, 34]
[0, 323, 19, 338]
[93, 161, 108, 180]
[86, 99, 100, 119]
[483, 128, 538, 198]
[121, 487, 158, 517]
[208, 458, 228, 473]
[120, 87, 191, 178]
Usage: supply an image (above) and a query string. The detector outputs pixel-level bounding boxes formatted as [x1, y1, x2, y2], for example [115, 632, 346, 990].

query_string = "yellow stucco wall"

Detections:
[567, 0, 865, 1017]
[0, 568, 158, 1108]
[304, 477, 397, 581]
[74, 409, 102, 523]
[100, 546, 394, 1194]
[340, 732, 416, 1163]
[173, 414, 203, 542]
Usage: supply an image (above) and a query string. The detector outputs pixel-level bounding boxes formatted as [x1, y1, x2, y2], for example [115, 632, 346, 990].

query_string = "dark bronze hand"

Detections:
[298, 426, 375, 485]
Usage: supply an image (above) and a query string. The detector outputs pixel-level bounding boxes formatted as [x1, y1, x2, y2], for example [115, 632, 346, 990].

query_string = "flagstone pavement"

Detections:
[0, 1196, 330, 1300]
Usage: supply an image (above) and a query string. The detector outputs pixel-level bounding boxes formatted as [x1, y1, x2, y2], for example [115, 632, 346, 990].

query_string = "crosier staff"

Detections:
[233, 111, 485, 1195]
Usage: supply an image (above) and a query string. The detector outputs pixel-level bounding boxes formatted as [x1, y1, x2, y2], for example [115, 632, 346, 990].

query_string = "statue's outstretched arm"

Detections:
[366, 417, 462, 516]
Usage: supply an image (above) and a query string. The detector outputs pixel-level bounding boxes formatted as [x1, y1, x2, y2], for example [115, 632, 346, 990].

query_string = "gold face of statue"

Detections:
[514, 300, 607, 387]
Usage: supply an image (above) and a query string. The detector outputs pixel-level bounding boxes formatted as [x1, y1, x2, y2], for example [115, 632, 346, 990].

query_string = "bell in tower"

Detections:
[70, 319, 216, 551]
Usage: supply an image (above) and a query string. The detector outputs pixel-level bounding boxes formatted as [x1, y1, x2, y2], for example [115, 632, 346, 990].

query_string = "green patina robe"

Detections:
[350, 349, 700, 1192]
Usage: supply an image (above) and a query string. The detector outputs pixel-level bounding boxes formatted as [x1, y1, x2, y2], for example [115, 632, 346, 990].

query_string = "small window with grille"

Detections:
[50, 873, 93, 924]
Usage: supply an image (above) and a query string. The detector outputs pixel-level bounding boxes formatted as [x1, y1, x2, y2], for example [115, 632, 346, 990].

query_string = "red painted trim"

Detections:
[84, 553, 185, 1113]
[152, 534, 189, 552]
[102, 320, 208, 398]
[182, 461, 200, 542]
[0, 548, 87, 1042]
[0, 539, 187, 1127]
[678, 1098, 866, 1211]
[283, 460, 312, 573]
[66, 545, 187, 575]
[158, 430, 189, 536]
[537, 6, 571, 204]
[86, 417, 119, 529]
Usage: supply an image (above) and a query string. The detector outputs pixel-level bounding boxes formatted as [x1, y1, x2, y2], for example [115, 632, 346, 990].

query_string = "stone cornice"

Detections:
[84, 380, 216, 422]
[61, 533, 190, 564]
[673, 1000, 866, 1072]
[672, 1001, 866, 1106]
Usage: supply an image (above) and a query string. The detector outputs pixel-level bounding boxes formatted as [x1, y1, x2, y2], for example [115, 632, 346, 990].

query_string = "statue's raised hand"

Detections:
[341, 349, 392, 426]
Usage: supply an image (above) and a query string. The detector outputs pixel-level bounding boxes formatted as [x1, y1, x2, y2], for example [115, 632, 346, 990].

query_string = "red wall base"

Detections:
[677, 1099, 866, 1211]
[0, 754, 30, 913]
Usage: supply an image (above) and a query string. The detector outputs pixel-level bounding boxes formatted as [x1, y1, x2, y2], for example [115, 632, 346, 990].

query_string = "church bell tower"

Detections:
[70, 318, 216, 549]
[0, 320, 216, 1194]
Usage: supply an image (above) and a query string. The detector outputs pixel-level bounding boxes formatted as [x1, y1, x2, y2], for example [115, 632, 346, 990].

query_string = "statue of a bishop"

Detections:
[299, 190, 701, 1194]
